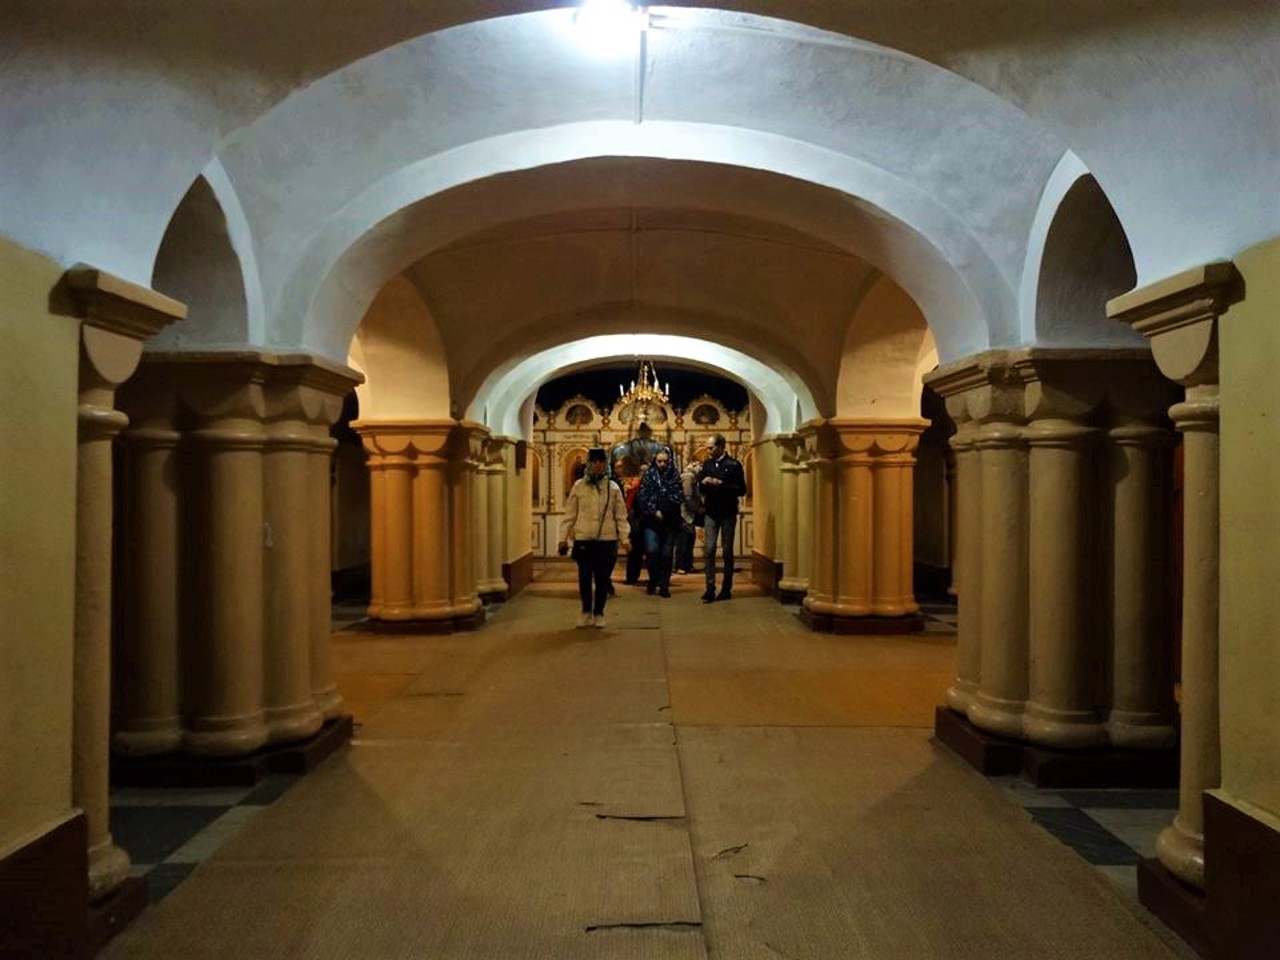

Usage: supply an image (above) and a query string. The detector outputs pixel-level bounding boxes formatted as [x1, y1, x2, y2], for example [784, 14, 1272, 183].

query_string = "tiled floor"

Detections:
[111, 776, 299, 904]
[993, 778, 1178, 899]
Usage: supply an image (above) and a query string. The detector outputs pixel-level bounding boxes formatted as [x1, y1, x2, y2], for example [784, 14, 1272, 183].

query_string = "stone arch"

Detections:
[295, 135, 1007, 369]
[149, 161, 264, 349]
[471, 333, 812, 440]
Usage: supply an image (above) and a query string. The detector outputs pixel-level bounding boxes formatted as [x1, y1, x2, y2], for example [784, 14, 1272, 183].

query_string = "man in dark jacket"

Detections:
[697, 434, 746, 602]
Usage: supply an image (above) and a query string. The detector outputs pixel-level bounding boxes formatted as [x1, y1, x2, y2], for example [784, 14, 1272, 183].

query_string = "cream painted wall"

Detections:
[1220, 235, 1280, 818]
[0, 239, 78, 856]
[836, 275, 932, 418]
[351, 274, 451, 420]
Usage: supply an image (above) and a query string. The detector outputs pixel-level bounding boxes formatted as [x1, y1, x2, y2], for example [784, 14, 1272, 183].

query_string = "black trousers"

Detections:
[573, 540, 619, 615]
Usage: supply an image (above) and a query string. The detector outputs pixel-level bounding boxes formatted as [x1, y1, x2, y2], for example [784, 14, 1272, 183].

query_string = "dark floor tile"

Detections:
[144, 862, 197, 903]
[1056, 789, 1180, 810]
[240, 774, 300, 806]
[1029, 808, 1142, 866]
[109, 806, 227, 864]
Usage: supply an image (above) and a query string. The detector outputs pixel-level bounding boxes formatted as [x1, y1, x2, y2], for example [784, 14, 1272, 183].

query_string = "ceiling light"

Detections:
[573, 0, 646, 58]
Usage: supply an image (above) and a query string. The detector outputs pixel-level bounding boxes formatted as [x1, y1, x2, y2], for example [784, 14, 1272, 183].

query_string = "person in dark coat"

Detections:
[634, 447, 684, 597]
[697, 434, 746, 602]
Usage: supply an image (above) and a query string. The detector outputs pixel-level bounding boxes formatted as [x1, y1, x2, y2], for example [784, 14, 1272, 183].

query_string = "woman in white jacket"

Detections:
[558, 447, 630, 628]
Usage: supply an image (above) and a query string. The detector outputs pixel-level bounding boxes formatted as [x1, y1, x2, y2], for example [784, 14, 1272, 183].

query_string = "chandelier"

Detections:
[616, 359, 669, 422]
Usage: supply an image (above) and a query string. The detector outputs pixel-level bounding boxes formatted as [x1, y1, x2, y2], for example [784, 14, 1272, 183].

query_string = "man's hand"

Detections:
[655, 510, 664, 521]
[702, 476, 722, 486]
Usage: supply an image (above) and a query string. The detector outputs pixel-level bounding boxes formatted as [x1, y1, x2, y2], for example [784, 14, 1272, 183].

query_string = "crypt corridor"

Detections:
[2, 3, 1278, 958]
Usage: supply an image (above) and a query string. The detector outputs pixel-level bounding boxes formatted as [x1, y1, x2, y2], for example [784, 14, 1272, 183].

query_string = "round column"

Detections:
[364, 452, 387, 619]
[795, 450, 815, 593]
[112, 397, 183, 756]
[262, 393, 324, 744]
[1108, 418, 1176, 749]
[802, 431, 838, 616]
[308, 428, 343, 720]
[472, 456, 491, 596]
[834, 440, 874, 616]
[871, 445, 920, 617]
[182, 384, 270, 756]
[777, 439, 802, 593]
[448, 427, 484, 619]
[411, 433, 453, 620]
[1157, 388, 1220, 888]
[968, 420, 1030, 739]
[379, 450, 416, 620]
[945, 418, 982, 714]
[76, 394, 133, 898]
[482, 453, 509, 595]
[1023, 418, 1107, 748]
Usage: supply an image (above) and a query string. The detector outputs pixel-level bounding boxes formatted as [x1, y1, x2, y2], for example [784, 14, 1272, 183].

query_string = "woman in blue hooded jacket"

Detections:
[634, 447, 684, 597]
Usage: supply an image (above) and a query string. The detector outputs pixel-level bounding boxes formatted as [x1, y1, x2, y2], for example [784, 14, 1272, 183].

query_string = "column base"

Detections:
[1023, 705, 1110, 749]
[111, 723, 184, 758]
[87, 875, 148, 955]
[182, 717, 270, 758]
[111, 715, 353, 788]
[478, 580, 509, 604]
[0, 813, 88, 960]
[777, 577, 807, 605]
[264, 702, 325, 745]
[944, 679, 977, 714]
[800, 607, 925, 634]
[364, 607, 485, 634]
[313, 686, 345, 721]
[503, 553, 534, 598]
[1107, 714, 1178, 751]
[933, 705, 1023, 775]
[934, 706, 1180, 787]
[1137, 858, 1212, 958]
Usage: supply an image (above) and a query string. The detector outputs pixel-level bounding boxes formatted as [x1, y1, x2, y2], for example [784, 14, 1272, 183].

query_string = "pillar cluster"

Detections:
[356, 421, 490, 631]
[798, 419, 926, 632]
[112, 352, 360, 762]
[928, 349, 1180, 753]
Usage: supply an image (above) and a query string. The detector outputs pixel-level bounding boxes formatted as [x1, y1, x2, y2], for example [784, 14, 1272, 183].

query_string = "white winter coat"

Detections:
[560, 477, 630, 543]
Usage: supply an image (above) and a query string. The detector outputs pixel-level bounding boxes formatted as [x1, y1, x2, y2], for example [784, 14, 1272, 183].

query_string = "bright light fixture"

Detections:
[573, 0, 646, 58]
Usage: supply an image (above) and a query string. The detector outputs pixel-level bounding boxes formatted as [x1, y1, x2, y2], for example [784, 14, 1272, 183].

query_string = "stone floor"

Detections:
[105, 570, 1192, 958]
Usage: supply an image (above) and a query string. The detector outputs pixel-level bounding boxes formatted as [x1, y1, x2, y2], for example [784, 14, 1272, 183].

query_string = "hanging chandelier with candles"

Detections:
[616, 359, 670, 423]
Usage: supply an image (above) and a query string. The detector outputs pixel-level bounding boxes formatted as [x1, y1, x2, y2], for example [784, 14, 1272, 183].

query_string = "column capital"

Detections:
[64, 264, 186, 343]
[355, 420, 454, 461]
[1107, 261, 1244, 387]
[451, 420, 490, 465]
[65, 267, 185, 398]
[798, 418, 926, 459]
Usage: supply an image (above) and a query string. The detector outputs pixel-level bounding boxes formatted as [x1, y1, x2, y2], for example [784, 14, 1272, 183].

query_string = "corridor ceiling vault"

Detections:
[4, 0, 1277, 431]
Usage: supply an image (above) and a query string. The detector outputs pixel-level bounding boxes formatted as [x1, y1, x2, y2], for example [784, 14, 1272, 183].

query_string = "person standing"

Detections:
[559, 448, 630, 628]
[635, 447, 684, 597]
[698, 434, 746, 603]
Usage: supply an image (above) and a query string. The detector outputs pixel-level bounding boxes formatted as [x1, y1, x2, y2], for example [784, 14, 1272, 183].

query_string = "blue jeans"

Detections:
[703, 514, 736, 595]
[642, 523, 675, 589]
